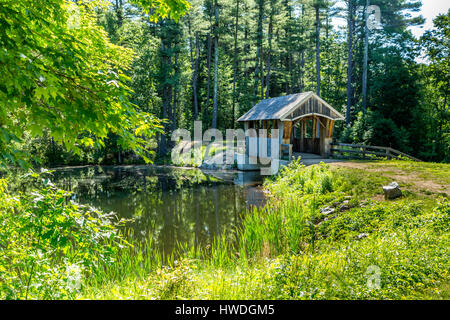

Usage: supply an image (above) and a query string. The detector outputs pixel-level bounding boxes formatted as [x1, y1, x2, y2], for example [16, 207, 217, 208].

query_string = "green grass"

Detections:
[78, 160, 450, 300]
[367, 160, 450, 189]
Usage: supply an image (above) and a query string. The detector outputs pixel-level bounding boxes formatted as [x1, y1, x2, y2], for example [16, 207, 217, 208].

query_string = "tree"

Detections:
[187, 11, 200, 120]
[361, 0, 369, 112]
[115, 0, 124, 27]
[212, 1, 220, 129]
[16, 0, 444, 164]
[421, 10, 450, 161]
[231, 0, 241, 126]
[346, 0, 355, 125]
[254, 0, 265, 101]
[312, 0, 324, 96]
[0, 0, 189, 166]
[265, 0, 275, 98]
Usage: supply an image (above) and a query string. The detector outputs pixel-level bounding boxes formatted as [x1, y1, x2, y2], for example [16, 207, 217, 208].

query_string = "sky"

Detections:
[332, 0, 449, 38]
[328, 1, 449, 63]
[409, 0, 449, 38]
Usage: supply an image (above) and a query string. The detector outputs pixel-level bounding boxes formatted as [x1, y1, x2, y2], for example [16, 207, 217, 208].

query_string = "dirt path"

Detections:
[330, 162, 449, 196]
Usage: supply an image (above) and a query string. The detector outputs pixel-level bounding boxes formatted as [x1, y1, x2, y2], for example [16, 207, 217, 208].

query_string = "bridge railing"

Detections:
[330, 143, 421, 162]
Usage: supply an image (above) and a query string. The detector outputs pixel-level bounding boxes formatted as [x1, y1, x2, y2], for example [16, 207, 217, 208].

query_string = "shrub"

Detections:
[266, 160, 336, 198]
[153, 259, 195, 299]
[0, 171, 128, 299]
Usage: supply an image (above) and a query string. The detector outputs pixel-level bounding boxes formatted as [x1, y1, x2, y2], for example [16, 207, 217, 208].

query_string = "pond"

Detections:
[51, 166, 266, 257]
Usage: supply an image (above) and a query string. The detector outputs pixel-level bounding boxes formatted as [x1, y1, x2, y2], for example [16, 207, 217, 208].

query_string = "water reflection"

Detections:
[52, 166, 265, 256]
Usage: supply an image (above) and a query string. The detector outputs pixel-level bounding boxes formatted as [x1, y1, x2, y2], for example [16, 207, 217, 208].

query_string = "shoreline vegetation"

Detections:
[1, 0, 448, 303]
[2, 160, 448, 300]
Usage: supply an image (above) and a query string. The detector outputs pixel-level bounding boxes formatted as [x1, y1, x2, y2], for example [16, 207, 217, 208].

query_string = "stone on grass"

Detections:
[382, 182, 402, 200]
[320, 207, 335, 215]
[339, 201, 350, 212]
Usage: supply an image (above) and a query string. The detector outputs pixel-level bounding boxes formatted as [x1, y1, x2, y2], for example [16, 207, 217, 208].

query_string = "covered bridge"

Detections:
[237, 91, 344, 164]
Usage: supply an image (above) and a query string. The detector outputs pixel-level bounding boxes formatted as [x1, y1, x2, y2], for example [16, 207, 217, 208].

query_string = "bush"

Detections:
[339, 110, 413, 155]
[0, 171, 128, 299]
[266, 160, 336, 198]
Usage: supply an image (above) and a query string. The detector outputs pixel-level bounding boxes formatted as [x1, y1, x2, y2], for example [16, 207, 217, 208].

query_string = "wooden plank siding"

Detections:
[284, 96, 342, 121]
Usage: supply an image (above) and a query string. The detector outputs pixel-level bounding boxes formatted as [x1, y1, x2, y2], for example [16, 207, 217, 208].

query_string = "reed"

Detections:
[79, 162, 450, 300]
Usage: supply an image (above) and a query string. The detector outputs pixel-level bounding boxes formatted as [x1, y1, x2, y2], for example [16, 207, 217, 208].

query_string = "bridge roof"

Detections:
[237, 91, 345, 122]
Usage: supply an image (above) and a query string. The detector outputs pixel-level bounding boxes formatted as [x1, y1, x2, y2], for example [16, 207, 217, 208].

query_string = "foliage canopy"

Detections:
[0, 0, 188, 167]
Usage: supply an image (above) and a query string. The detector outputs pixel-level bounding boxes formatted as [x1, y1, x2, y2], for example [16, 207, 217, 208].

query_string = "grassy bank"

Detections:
[1, 160, 448, 299]
[79, 160, 449, 300]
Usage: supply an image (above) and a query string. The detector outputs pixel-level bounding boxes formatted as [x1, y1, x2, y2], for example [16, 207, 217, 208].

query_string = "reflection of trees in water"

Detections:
[52, 166, 248, 257]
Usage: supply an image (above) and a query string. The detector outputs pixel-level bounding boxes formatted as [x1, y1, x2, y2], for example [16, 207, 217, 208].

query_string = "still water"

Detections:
[52, 166, 266, 255]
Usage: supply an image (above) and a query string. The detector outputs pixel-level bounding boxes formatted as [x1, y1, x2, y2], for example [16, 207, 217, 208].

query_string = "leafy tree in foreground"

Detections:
[0, 171, 129, 299]
[0, 0, 189, 167]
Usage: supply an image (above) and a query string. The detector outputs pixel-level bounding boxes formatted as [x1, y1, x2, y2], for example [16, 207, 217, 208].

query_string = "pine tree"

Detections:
[212, 0, 220, 128]
[346, 0, 355, 125]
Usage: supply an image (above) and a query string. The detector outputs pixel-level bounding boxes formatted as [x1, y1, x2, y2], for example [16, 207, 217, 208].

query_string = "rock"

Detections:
[382, 182, 402, 200]
[320, 206, 335, 215]
[339, 201, 351, 212]
[357, 233, 369, 239]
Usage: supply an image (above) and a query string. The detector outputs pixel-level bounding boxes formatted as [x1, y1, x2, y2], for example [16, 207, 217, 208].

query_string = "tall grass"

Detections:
[80, 162, 450, 300]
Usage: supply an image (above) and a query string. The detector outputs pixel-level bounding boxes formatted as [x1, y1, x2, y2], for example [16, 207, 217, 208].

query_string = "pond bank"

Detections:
[50, 165, 267, 258]
[80, 160, 449, 300]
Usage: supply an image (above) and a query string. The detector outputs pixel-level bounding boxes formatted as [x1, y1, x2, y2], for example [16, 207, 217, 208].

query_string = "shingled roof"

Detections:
[237, 91, 344, 122]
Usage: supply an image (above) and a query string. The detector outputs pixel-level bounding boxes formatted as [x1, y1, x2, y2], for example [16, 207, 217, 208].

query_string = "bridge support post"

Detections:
[321, 138, 332, 158]
[320, 118, 333, 158]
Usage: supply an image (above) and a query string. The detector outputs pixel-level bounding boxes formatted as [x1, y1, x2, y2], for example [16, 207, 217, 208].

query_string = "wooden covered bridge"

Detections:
[236, 91, 345, 171]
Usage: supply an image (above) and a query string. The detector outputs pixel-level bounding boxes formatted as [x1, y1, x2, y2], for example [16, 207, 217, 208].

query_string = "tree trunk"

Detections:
[265, 1, 273, 99]
[188, 17, 199, 120]
[159, 41, 169, 156]
[254, 0, 264, 102]
[232, 0, 240, 128]
[168, 79, 173, 132]
[362, 0, 370, 112]
[173, 52, 178, 132]
[206, 33, 212, 119]
[260, 45, 264, 99]
[346, 0, 354, 125]
[115, 0, 123, 28]
[193, 32, 200, 120]
[315, 4, 321, 96]
[285, 1, 293, 94]
[288, 52, 292, 94]
[299, 3, 305, 92]
[212, 3, 219, 129]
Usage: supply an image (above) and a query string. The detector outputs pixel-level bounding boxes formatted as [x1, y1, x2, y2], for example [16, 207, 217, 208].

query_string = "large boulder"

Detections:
[382, 182, 402, 200]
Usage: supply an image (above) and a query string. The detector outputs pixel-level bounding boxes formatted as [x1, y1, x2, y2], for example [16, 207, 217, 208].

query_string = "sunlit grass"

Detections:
[79, 161, 450, 300]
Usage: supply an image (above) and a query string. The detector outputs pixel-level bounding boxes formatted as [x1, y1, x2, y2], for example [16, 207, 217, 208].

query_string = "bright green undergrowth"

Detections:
[81, 160, 449, 300]
[0, 170, 129, 299]
[1, 161, 449, 299]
